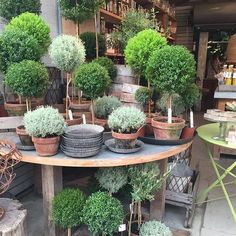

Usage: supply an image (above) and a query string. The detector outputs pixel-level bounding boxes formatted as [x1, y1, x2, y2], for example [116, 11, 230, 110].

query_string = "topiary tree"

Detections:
[139, 221, 172, 236]
[80, 32, 106, 61]
[6, 12, 51, 55]
[95, 167, 128, 195]
[135, 87, 151, 109]
[93, 56, 117, 80]
[0, 28, 41, 73]
[52, 188, 86, 236]
[82, 191, 124, 236]
[0, 0, 41, 21]
[74, 62, 111, 124]
[146, 45, 196, 123]
[5, 60, 49, 111]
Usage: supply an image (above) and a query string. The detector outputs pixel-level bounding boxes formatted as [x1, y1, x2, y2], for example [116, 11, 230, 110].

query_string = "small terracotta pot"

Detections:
[66, 117, 83, 126]
[112, 131, 139, 149]
[4, 102, 27, 116]
[95, 118, 107, 127]
[152, 116, 185, 140]
[145, 113, 161, 136]
[180, 127, 195, 139]
[32, 136, 60, 157]
[16, 125, 33, 146]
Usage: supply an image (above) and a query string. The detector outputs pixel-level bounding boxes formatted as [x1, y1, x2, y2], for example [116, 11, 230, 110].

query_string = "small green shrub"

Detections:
[125, 29, 167, 77]
[139, 220, 172, 236]
[95, 167, 128, 195]
[108, 106, 145, 133]
[52, 188, 86, 229]
[5, 60, 49, 98]
[135, 87, 151, 107]
[80, 32, 106, 60]
[95, 96, 122, 119]
[0, 0, 41, 21]
[49, 35, 85, 73]
[24, 106, 65, 138]
[0, 29, 41, 73]
[74, 62, 111, 100]
[93, 56, 117, 80]
[6, 12, 51, 55]
[82, 191, 124, 236]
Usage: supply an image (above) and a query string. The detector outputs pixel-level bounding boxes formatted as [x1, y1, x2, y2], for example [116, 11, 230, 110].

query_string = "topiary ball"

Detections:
[80, 32, 106, 60]
[49, 35, 86, 73]
[5, 60, 49, 98]
[82, 191, 124, 236]
[139, 221, 172, 236]
[6, 12, 51, 55]
[52, 188, 86, 229]
[135, 87, 151, 107]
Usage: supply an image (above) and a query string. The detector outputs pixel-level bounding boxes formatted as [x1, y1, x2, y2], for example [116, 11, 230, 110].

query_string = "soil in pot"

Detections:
[112, 131, 139, 149]
[16, 125, 33, 146]
[152, 116, 185, 140]
[32, 136, 60, 156]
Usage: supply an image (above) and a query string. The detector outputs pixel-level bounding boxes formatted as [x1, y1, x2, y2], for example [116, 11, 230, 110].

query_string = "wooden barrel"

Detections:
[227, 33, 236, 63]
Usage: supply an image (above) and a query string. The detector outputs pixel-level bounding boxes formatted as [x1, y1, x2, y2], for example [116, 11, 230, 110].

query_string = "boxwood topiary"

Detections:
[6, 12, 51, 55]
[80, 32, 106, 60]
[82, 191, 124, 236]
[93, 57, 117, 80]
[52, 188, 86, 229]
[0, 29, 41, 73]
[24, 106, 65, 138]
[5, 60, 49, 99]
[95, 96, 122, 119]
[135, 87, 151, 107]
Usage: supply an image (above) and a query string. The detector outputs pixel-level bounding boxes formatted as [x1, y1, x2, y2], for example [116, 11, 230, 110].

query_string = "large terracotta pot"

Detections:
[16, 125, 33, 146]
[32, 136, 60, 156]
[112, 131, 139, 149]
[4, 102, 27, 116]
[152, 116, 185, 140]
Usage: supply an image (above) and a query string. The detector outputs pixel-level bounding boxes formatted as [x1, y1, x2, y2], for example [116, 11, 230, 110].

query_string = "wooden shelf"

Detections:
[100, 8, 122, 22]
[105, 52, 124, 57]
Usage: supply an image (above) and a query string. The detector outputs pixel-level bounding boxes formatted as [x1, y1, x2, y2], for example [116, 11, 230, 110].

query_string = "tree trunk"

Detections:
[91, 100, 95, 125]
[94, 14, 99, 59]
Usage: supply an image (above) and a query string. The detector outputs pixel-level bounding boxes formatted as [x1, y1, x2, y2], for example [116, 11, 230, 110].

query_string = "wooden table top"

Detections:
[1, 132, 192, 167]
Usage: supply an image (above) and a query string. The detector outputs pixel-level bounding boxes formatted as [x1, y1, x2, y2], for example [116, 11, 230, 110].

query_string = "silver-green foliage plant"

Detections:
[95, 96, 122, 119]
[95, 167, 128, 195]
[139, 221, 172, 236]
[108, 106, 146, 133]
[49, 35, 86, 73]
[24, 106, 65, 138]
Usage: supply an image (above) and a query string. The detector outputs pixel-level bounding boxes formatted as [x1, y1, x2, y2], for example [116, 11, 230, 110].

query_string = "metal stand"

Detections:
[212, 122, 227, 140]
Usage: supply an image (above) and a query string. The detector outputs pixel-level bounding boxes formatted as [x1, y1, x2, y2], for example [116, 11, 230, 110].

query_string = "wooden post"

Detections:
[196, 32, 209, 111]
[150, 159, 168, 221]
[41, 165, 63, 236]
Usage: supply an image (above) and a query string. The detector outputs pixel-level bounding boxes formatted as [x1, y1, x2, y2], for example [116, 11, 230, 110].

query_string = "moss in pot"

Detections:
[24, 106, 66, 156]
[108, 106, 146, 149]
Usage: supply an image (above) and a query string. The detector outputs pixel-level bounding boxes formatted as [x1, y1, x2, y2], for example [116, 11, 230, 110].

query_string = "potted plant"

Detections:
[82, 191, 124, 236]
[23, 106, 65, 156]
[74, 62, 111, 124]
[52, 188, 86, 236]
[146, 45, 196, 140]
[5, 60, 49, 145]
[139, 220, 172, 236]
[108, 106, 146, 149]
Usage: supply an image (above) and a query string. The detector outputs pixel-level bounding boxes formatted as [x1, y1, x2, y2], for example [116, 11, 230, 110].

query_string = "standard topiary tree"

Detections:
[135, 87, 151, 110]
[5, 60, 49, 111]
[146, 45, 196, 123]
[52, 188, 86, 236]
[82, 191, 124, 236]
[74, 62, 111, 124]
[6, 12, 51, 55]
[139, 221, 172, 236]
[0, 0, 41, 21]
[80, 32, 106, 60]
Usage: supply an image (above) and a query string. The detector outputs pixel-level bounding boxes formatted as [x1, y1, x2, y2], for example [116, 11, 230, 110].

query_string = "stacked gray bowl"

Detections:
[61, 124, 104, 158]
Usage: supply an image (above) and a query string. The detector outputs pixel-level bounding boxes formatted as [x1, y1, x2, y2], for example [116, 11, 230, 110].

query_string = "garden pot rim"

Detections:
[112, 130, 139, 140]
[32, 136, 60, 142]
[152, 116, 185, 125]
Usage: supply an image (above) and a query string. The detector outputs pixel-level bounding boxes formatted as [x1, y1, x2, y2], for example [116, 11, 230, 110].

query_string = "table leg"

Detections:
[41, 165, 63, 236]
[150, 159, 168, 221]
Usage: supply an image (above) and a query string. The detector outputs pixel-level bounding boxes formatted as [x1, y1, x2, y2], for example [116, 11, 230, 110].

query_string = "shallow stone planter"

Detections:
[112, 131, 139, 149]
[16, 125, 33, 146]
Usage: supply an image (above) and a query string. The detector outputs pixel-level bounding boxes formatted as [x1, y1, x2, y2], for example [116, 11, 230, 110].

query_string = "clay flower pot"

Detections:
[4, 102, 27, 116]
[151, 116, 185, 140]
[32, 136, 60, 157]
[180, 126, 195, 139]
[145, 113, 161, 136]
[16, 125, 33, 146]
[112, 131, 139, 149]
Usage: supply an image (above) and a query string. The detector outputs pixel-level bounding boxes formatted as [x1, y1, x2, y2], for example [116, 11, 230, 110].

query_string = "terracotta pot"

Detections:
[137, 126, 145, 137]
[145, 113, 161, 136]
[180, 127, 195, 139]
[95, 118, 107, 128]
[112, 131, 139, 149]
[4, 102, 27, 116]
[16, 125, 33, 146]
[32, 136, 60, 156]
[152, 116, 185, 140]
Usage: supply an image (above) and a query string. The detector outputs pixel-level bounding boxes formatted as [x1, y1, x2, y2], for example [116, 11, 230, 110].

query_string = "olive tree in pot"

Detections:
[146, 45, 196, 140]
[82, 191, 124, 236]
[52, 188, 86, 236]
[74, 62, 111, 124]
[5, 60, 49, 146]
[108, 106, 146, 149]
[24, 106, 65, 156]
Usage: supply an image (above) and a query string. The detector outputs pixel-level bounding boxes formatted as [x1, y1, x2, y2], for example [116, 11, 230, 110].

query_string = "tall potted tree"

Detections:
[146, 45, 196, 140]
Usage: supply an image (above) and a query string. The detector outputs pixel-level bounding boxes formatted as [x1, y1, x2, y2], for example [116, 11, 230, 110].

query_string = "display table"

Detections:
[197, 123, 236, 222]
[3, 133, 192, 236]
